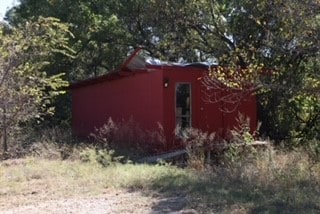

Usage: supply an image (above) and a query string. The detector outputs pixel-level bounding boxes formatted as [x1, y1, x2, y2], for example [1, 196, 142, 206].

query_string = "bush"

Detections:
[0, 126, 85, 160]
[305, 139, 320, 163]
[90, 117, 166, 157]
[79, 148, 125, 167]
[228, 113, 257, 144]
[176, 126, 215, 169]
[222, 114, 260, 167]
[177, 114, 260, 169]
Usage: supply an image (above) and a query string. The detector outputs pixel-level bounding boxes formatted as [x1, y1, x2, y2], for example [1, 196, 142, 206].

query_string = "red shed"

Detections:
[70, 49, 257, 151]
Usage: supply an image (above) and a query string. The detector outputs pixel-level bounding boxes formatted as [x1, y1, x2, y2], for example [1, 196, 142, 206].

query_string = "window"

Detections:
[175, 83, 191, 128]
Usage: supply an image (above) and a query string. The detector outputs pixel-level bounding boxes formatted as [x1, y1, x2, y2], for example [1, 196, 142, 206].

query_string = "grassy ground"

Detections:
[1, 146, 320, 213]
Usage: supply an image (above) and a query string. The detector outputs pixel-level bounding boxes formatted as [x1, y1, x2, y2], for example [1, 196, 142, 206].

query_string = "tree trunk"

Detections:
[2, 106, 7, 156]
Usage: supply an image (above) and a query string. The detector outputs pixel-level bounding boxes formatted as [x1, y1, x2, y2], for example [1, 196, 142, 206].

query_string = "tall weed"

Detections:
[176, 126, 215, 169]
[177, 114, 261, 169]
[90, 118, 166, 158]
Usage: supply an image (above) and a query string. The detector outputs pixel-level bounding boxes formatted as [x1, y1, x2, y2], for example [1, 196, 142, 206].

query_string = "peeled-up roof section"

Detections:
[70, 48, 217, 88]
[122, 48, 217, 71]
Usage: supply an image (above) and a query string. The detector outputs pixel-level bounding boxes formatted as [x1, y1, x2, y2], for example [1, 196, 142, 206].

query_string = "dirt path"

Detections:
[1, 190, 194, 214]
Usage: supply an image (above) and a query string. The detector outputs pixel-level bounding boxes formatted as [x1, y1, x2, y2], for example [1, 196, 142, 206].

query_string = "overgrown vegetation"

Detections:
[89, 118, 166, 157]
[0, 17, 73, 156]
[2, 0, 318, 145]
[0, 1, 319, 212]
[1, 144, 319, 213]
[0, 119, 319, 212]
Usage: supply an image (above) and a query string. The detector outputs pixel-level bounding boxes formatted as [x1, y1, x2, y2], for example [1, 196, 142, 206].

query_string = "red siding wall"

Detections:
[72, 65, 257, 152]
[162, 67, 211, 149]
[161, 66, 257, 149]
[72, 71, 164, 137]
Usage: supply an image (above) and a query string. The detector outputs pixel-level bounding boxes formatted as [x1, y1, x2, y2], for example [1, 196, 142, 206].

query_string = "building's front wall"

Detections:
[162, 67, 224, 149]
[72, 70, 164, 138]
[162, 66, 257, 150]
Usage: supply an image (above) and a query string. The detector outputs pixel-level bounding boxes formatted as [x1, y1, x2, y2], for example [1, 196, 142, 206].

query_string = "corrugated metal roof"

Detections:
[70, 48, 217, 89]
[126, 48, 217, 69]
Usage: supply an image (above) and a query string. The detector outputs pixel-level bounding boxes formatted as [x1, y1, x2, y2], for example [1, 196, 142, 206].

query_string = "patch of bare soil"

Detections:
[0, 190, 194, 214]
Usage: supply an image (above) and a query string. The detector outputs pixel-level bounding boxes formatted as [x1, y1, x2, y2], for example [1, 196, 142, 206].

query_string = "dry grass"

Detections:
[0, 158, 102, 209]
[0, 157, 192, 210]
[201, 148, 320, 213]
[0, 145, 320, 213]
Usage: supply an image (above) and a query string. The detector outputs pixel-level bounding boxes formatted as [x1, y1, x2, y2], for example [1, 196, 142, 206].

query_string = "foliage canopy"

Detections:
[3, 0, 320, 143]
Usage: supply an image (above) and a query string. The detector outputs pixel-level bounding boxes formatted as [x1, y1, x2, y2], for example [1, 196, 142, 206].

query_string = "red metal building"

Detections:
[70, 49, 257, 151]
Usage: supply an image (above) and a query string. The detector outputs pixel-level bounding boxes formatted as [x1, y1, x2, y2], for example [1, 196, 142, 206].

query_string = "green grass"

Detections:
[1, 147, 320, 213]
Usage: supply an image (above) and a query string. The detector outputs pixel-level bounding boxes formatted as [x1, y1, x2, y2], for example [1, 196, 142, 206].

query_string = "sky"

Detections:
[0, 0, 18, 20]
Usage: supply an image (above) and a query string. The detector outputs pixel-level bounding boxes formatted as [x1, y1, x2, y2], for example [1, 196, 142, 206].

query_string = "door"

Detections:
[175, 83, 191, 128]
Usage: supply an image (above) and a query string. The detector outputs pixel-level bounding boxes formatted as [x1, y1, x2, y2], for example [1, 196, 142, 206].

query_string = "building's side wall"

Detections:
[71, 70, 164, 138]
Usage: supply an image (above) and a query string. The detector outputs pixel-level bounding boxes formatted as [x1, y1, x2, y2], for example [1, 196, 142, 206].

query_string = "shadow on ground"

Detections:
[140, 171, 320, 213]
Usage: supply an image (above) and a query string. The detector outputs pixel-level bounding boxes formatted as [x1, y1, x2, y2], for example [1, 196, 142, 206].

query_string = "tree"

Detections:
[158, 0, 320, 142]
[126, 0, 320, 142]
[6, 0, 131, 81]
[5, 0, 133, 126]
[0, 17, 73, 155]
[6, 0, 320, 143]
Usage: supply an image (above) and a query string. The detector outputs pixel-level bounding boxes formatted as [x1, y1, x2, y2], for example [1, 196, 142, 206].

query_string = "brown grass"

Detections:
[0, 144, 320, 213]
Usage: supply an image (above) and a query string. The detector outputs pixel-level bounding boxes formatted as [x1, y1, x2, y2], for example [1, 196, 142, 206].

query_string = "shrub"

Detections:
[222, 114, 259, 167]
[177, 114, 260, 169]
[89, 118, 117, 149]
[0, 126, 85, 160]
[176, 126, 215, 169]
[228, 113, 257, 144]
[79, 148, 124, 167]
[90, 117, 167, 157]
[304, 139, 320, 163]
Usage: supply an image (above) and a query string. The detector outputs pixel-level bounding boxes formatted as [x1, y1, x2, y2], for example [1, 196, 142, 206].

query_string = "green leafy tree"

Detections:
[6, 0, 131, 81]
[5, 0, 133, 126]
[162, 0, 320, 142]
[6, 0, 319, 143]
[0, 17, 73, 155]
[136, 0, 320, 142]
